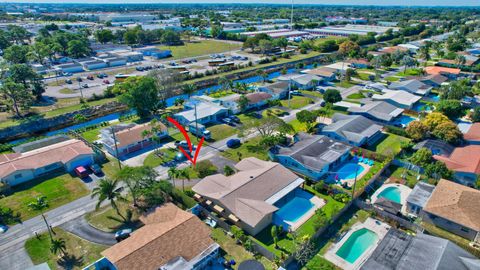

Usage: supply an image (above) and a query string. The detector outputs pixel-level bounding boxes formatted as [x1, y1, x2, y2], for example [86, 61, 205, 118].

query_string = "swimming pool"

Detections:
[274, 197, 314, 223]
[394, 115, 416, 127]
[336, 228, 378, 264]
[336, 162, 365, 180]
[412, 102, 432, 112]
[377, 186, 402, 204]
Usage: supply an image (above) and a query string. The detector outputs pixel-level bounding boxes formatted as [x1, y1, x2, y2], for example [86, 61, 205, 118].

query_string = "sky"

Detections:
[4, 0, 480, 7]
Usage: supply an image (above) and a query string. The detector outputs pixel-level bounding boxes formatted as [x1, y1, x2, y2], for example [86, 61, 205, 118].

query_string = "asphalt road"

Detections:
[60, 216, 116, 246]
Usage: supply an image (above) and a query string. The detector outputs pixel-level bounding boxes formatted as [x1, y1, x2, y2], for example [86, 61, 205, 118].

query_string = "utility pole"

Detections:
[351, 164, 360, 201]
[288, 78, 292, 108]
[194, 101, 199, 142]
[111, 126, 122, 169]
[41, 213, 53, 241]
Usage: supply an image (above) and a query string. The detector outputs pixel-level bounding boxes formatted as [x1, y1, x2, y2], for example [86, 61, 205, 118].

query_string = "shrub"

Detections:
[195, 160, 217, 178]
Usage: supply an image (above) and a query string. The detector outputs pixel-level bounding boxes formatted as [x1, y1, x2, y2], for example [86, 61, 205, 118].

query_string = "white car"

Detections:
[0, 225, 8, 233]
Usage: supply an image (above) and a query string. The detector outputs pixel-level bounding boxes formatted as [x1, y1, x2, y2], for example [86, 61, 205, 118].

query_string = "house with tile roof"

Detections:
[433, 145, 480, 186]
[269, 133, 351, 181]
[100, 122, 168, 159]
[93, 203, 219, 270]
[463, 123, 480, 144]
[192, 157, 306, 235]
[0, 139, 95, 186]
[372, 90, 422, 109]
[321, 114, 383, 147]
[361, 229, 480, 270]
[424, 66, 461, 79]
[423, 179, 480, 241]
[417, 74, 448, 88]
[347, 101, 405, 124]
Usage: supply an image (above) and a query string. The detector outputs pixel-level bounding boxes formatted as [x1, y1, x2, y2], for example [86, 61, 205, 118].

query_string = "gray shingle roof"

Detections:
[406, 181, 435, 208]
[348, 101, 404, 122]
[413, 139, 455, 157]
[389, 79, 432, 96]
[361, 229, 480, 270]
[322, 114, 383, 144]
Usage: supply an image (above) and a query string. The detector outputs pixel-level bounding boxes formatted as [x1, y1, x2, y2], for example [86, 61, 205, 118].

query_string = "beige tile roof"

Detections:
[424, 179, 480, 231]
[0, 139, 93, 178]
[464, 123, 480, 142]
[101, 203, 214, 270]
[115, 122, 167, 148]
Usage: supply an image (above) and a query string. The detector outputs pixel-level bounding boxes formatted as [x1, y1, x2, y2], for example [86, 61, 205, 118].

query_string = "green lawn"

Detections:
[346, 92, 365, 99]
[0, 172, 90, 223]
[396, 68, 423, 77]
[208, 124, 237, 141]
[85, 202, 141, 232]
[367, 133, 410, 157]
[280, 96, 313, 110]
[290, 119, 308, 132]
[221, 136, 269, 162]
[300, 90, 323, 98]
[385, 76, 400, 82]
[386, 165, 434, 188]
[143, 148, 178, 167]
[356, 72, 374, 81]
[25, 228, 107, 269]
[158, 40, 242, 60]
[334, 81, 357, 88]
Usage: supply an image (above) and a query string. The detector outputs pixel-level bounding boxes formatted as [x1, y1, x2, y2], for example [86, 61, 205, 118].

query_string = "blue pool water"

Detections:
[394, 115, 416, 127]
[275, 197, 314, 223]
[412, 102, 432, 112]
[427, 93, 440, 102]
[336, 228, 378, 264]
[336, 162, 365, 180]
[377, 186, 402, 204]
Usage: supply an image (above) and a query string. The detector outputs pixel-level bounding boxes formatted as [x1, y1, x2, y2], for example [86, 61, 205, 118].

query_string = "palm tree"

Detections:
[178, 168, 191, 192]
[91, 178, 125, 220]
[455, 55, 466, 69]
[182, 83, 196, 98]
[28, 196, 48, 211]
[50, 238, 67, 257]
[401, 55, 416, 74]
[167, 167, 179, 188]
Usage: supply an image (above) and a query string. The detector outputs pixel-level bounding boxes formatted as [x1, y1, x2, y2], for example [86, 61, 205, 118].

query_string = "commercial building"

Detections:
[305, 24, 398, 37]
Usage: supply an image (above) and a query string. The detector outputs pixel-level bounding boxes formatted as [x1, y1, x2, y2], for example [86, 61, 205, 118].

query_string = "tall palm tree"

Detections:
[182, 83, 196, 98]
[50, 238, 67, 257]
[179, 168, 191, 192]
[91, 178, 125, 220]
[455, 55, 466, 69]
[168, 167, 179, 188]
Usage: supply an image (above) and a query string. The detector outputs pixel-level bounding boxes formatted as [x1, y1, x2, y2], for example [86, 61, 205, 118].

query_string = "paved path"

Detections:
[60, 216, 116, 246]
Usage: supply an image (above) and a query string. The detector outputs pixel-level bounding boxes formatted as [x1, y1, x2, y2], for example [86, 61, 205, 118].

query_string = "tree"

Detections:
[168, 167, 179, 188]
[410, 147, 433, 167]
[115, 166, 158, 207]
[259, 39, 273, 55]
[94, 29, 114, 44]
[119, 76, 162, 119]
[0, 30, 11, 50]
[436, 100, 465, 119]
[223, 165, 235, 176]
[237, 95, 249, 112]
[218, 76, 232, 92]
[9, 64, 45, 99]
[424, 112, 450, 131]
[432, 121, 463, 144]
[316, 39, 338, 53]
[271, 225, 280, 248]
[296, 110, 318, 133]
[91, 178, 125, 220]
[149, 69, 182, 109]
[139, 180, 173, 208]
[6, 25, 30, 44]
[123, 30, 137, 45]
[243, 37, 257, 52]
[345, 68, 355, 82]
[50, 238, 67, 257]
[161, 30, 182, 45]
[338, 40, 360, 58]
[455, 54, 466, 69]
[182, 83, 196, 98]
[3, 45, 29, 64]
[439, 80, 471, 100]
[406, 121, 429, 141]
[471, 107, 480, 122]
[178, 168, 191, 192]
[28, 196, 48, 212]
[400, 55, 416, 73]
[293, 235, 315, 267]
[0, 206, 19, 225]
[241, 116, 291, 139]
[66, 39, 90, 58]
[323, 89, 342, 104]
[274, 37, 288, 52]
[0, 80, 33, 118]
[28, 41, 53, 64]
[425, 161, 453, 180]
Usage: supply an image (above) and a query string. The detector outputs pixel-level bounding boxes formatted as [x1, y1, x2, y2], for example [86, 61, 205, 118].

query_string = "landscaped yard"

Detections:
[143, 148, 178, 167]
[300, 90, 323, 98]
[385, 76, 400, 82]
[280, 96, 313, 109]
[367, 132, 410, 157]
[396, 68, 423, 77]
[24, 228, 107, 269]
[386, 165, 434, 188]
[346, 92, 365, 99]
[221, 136, 269, 162]
[158, 40, 242, 60]
[334, 81, 357, 88]
[208, 124, 237, 141]
[0, 172, 90, 222]
[85, 202, 141, 232]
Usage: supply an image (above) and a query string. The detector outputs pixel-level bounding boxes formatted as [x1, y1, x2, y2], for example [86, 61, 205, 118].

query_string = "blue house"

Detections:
[321, 114, 383, 147]
[269, 133, 351, 181]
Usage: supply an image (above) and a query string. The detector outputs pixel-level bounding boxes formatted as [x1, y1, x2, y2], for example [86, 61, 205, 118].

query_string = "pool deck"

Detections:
[371, 183, 412, 213]
[324, 218, 391, 270]
[286, 194, 325, 231]
[342, 163, 370, 188]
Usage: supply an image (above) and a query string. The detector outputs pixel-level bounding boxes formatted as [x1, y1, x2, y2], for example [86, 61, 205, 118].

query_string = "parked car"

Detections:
[115, 228, 132, 242]
[97, 73, 108, 78]
[74, 166, 89, 178]
[230, 115, 241, 123]
[65, 79, 72, 84]
[86, 75, 94, 80]
[136, 66, 144, 71]
[0, 225, 8, 234]
[82, 83, 89, 88]
[76, 77, 83, 82]
[290, 90, 301, 96]
[222, 117, 234, 126]
[62, 72, 73, 76]
[103, 79, 110, 84]
[89, 164, 103, 175]
[169, 61, 177, 66]
[226, 139, 241, 148]
[174, 140, 190, 149]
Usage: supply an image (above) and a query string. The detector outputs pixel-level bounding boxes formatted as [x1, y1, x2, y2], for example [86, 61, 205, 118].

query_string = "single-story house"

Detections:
[94, 203, 220, 270]
[100, 122, 168, 159]
[105, 57, 127, 67]
[217, 94, 241, 114]
[413, 139, 455, 157]
[372, 90, 422, 109]
[0, 139, 95, 186]
[55, 63, 84, 73]
[364, 82, 388, 92]
[269, 133, 351, 181]
[405, 181, 435, 217]
[173, 102, 229, 126]
[324, 62, 353, 72]
[417, 74, 448, 88]
[302, 67, 337, 82]
[433, 145, 480, 187]
[348, 58, 371, 69]
[361, 229, 480, 270]
[463, 122, 480, 144]
[437, 55, 480, 69]
[423, 179, 480, 241]
[321, 113, 383, 147]
[81, 60, 108, 70]
[398, 43, 421, 53]
[242, 92, 273, 111]
[389, 79, 433, 96]
[277, 73, 322, 90]
[424, 66, 461, 79]
[348, 101, 404, 124]
[192, 157, 305, 235]
[258, 81, 290, 99]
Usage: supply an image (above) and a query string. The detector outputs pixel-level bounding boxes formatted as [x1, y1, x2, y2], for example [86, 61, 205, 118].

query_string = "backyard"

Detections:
[158, 40, 242, 60]
[280, 96, 313, 110]
[24, 228, 107, 270]
[85, 202, 141, 232]
[367, 133, 410, 157]
[0, 172, 90, 222]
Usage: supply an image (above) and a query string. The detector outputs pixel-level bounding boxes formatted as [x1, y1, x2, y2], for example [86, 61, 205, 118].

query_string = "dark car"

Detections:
[76, 77, 83, 82]
[222, 118, 234, 126]
[74, 166, 89, 178]
[86, 75, 94, 80]
[136, 66, 144, 71]
[230, 115, 241, 123]
[226, 139, 241, 148]
[115, 228, 132, 242]
[89, 164, 103, 175]
[65, 79, 72, 84]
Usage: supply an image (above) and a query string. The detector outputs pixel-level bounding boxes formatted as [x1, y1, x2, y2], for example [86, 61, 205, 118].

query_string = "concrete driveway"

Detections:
[60, 216, 116, 246]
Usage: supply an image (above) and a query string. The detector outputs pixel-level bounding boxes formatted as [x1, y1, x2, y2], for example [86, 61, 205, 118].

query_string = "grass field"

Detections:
[334, 81, 357, 88]
[385, 76, 400, 82]
[367, 133, 410, 157]
[221, 136, 268, 162]
[85, 202, 140, 232]
[280, 96, 313, 109]
[158, 40, 242, 60]
[346, 92, 365, 99]
[208, 124, 237, 141]
[0, 172, 89, 222]
[396, 68, 423, 77]
[24, 228, 107, 269]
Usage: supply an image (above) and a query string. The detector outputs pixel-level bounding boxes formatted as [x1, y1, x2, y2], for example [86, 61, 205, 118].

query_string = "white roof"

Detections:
[372, 90, 421, 106]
